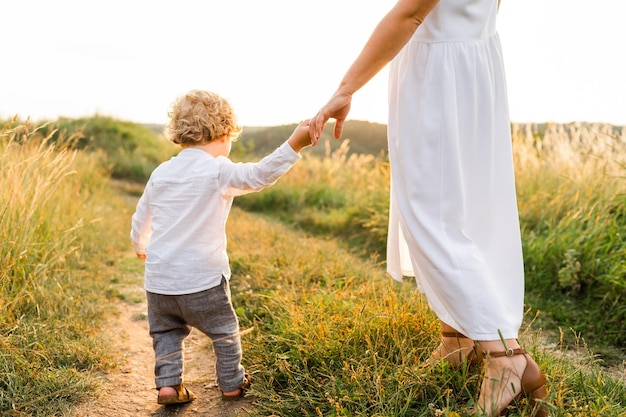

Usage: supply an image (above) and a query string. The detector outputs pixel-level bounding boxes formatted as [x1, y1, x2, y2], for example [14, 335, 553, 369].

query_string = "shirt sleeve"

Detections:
[218, 141, 301, 197]
[130, 180, 153, 255]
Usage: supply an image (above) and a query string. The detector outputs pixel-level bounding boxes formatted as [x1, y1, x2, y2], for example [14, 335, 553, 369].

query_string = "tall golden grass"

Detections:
[0, 120, 128, 416]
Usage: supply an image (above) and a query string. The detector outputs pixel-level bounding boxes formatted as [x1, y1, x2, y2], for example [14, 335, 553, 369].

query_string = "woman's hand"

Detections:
[309, 91, 353, 146]
[309, 0, 439, 146]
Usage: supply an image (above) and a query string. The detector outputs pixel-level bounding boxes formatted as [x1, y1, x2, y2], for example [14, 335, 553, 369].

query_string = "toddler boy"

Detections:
[130, 89, 310, 404]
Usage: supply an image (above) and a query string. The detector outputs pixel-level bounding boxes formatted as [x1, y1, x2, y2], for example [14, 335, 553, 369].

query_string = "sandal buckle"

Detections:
[505, 347, 515, 357]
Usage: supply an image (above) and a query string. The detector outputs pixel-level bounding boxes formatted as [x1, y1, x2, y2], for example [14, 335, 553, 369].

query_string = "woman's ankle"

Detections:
[432, 325, 476, 364]
[475, 338, 520, 353]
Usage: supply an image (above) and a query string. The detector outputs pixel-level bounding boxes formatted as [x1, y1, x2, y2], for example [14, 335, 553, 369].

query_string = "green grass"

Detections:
[235, 142, 391, 257]
[513, 123, 626, 358]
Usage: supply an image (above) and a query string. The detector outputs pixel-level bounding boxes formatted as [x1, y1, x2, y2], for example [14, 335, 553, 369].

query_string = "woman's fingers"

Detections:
[333, 118, 345, 139]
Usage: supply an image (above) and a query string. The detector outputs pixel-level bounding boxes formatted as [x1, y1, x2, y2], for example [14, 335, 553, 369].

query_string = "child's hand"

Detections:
[287, 120, 311, 153]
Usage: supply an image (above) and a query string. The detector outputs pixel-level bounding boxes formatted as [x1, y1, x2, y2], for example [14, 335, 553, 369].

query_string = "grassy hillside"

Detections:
[40, 115, 177, 182]
[234, 120, 389, 158]
[239, 120, 626, 160]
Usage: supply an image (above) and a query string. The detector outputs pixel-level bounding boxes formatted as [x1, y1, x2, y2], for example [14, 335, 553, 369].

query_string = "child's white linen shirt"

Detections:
[130, 141, 300, 295]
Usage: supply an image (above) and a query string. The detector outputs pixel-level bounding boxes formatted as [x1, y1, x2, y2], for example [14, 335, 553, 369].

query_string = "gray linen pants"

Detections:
[146, 277, 245, 392]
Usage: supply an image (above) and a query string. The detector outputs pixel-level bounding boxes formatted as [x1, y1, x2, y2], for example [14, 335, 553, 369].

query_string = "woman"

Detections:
[309, 0, 548, 415]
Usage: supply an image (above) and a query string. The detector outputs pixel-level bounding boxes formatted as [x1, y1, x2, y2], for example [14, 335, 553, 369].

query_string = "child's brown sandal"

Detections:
[221, 374, 251, 402]
[157, 383, 196, 405]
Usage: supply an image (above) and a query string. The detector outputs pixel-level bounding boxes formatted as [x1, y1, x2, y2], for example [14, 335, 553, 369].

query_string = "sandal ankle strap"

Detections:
[442, 331, 470, 338]
[481, 347, 526, 358]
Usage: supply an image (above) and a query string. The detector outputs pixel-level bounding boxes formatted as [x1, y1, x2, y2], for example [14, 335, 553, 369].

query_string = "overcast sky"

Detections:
[1, 0, 625, 127]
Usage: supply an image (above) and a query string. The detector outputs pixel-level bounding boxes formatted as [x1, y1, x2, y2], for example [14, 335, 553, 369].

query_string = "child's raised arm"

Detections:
[287, 120, 312, 153]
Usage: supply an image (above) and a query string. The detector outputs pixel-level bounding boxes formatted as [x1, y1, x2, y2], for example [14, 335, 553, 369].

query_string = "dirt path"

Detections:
[72, 282, 253, 417]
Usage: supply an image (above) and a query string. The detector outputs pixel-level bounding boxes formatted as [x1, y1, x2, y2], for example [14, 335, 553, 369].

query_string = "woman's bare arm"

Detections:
[310, 0, 439, 142]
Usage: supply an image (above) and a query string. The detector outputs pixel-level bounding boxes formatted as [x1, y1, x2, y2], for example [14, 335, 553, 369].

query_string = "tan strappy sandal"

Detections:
[473, 346, 549, 416]
[430, 325, 479, 366]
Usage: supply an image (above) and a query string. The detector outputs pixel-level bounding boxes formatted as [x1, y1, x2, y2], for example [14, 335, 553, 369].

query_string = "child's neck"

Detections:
[184, 138, 229, 158]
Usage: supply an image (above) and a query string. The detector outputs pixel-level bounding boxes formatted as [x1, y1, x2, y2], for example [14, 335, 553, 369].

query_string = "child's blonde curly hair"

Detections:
[165, 90, 242, 146]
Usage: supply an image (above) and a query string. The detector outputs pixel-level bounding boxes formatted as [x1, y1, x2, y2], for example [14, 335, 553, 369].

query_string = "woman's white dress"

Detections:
[386, 0, 524, 340]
